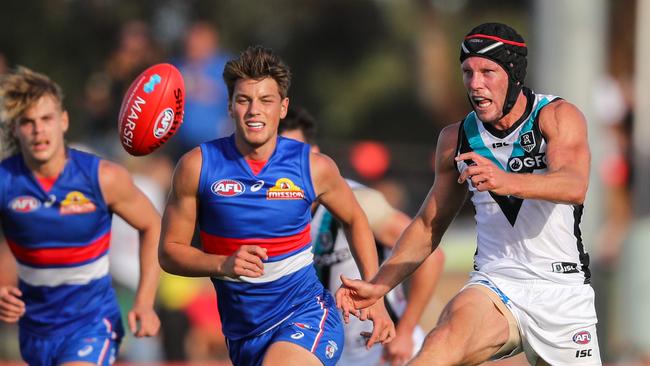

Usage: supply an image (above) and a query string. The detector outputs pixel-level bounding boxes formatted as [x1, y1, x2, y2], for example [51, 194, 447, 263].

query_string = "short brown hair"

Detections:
[222, 45, 291, 100]
[0, 66, 65, 155]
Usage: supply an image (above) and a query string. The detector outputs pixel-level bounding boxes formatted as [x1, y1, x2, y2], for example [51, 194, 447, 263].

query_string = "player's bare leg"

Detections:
[408, 287, 512, 366]
[263, 341, 323, 366]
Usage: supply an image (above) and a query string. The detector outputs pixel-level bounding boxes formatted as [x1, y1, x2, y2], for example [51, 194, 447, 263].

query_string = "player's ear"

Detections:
[280, 98, 289, 119]
[61, 110, 69, 133]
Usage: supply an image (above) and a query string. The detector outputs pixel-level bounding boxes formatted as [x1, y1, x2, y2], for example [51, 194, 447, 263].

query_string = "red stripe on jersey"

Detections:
[7, 232, 111, 266]
[201, 224, 311, 257]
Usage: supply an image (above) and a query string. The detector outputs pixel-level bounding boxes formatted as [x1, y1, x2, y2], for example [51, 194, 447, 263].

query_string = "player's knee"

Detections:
[418, 325, 467, 365]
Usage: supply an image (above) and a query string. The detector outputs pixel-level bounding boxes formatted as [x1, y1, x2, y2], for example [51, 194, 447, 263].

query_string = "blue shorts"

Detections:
[227, 290, 344, 366]
[19, 315, 124, 366]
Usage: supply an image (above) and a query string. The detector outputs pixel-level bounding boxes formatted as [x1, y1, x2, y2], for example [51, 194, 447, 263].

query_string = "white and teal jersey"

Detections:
[455, 89, 591, 285]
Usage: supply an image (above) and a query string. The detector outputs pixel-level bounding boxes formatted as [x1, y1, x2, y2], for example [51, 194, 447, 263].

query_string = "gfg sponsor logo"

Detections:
[508, 154, 547, 172]
[211, 179, 245, 197]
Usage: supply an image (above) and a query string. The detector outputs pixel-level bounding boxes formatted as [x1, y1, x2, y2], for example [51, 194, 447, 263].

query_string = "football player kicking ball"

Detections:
[337, 23, 602, 365]
[159, 45, 395, 366]
[0, 67, 161, 365]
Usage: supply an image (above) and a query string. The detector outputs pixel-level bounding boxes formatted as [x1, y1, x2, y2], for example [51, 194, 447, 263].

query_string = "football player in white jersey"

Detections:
[279, 107, 445, 366]
[336, 22, 601, 366]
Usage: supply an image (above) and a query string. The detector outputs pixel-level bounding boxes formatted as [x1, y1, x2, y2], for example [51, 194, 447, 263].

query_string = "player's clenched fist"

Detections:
[222, 245, 268, 278]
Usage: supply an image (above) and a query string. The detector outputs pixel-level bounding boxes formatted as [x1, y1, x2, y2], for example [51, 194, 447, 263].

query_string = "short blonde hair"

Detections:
[0, 66, 65, 155]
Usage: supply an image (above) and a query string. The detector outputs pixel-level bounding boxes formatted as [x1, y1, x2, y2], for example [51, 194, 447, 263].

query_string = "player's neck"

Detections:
[235, 135, 277, 161]
[24, 148, 67, 178]
[494, 91, 528, 130]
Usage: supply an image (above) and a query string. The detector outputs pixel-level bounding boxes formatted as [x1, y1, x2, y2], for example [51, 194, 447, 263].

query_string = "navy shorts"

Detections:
[19, 315, 124, 366]
[227, 290, 344, 366]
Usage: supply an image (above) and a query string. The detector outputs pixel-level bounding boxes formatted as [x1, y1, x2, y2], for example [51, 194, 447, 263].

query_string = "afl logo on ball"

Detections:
[153, 108, 174, 139]
[211, 179, 245, 197]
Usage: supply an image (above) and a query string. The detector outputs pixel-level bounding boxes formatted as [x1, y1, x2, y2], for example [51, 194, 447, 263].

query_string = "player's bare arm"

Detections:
[158, 148, 268, 279]
[99, 159, 161, 337]
[457, 100, 590, 204]
[310, 151, 396, 346]
[340, 124, 467, 308]
[370, 204, 445, 365]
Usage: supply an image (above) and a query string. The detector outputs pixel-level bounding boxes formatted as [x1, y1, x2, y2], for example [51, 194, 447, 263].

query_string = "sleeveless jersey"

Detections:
[198, 135, 324, 340]
[311, 180, 410, 322]
[0, 148, 119, 336]
[455, 88, 591, 285]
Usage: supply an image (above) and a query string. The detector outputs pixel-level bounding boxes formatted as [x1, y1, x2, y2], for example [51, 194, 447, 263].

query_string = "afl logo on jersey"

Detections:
[211, 179, 245, 197]
[9, 196, 41, 213]
[573, 331, 591, 345]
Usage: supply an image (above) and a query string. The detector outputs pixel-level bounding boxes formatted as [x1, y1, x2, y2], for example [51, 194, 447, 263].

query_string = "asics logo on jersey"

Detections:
[508, 154, 547, 172]
[44, 194, 56, 208]
[9, 196, 41, 213]
[211, 179, 245, 197]
[251, 180, 265, 192]
[77, 345, 93, 357]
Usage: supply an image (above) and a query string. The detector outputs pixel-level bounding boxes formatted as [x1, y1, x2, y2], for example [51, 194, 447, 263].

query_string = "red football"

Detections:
[118, 63, 185, 156]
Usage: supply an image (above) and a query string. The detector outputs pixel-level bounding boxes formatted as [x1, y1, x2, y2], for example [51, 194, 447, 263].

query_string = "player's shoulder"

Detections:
[98, 158, 133, 187]
[539, 98, 587, 133]
[438, 121, 463, 150]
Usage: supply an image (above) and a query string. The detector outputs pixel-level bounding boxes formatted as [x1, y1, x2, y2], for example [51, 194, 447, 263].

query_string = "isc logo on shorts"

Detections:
[211, 179, 245, 197]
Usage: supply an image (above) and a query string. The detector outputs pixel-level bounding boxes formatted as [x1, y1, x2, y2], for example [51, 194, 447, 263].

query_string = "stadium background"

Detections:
[0, 0, 647, 364]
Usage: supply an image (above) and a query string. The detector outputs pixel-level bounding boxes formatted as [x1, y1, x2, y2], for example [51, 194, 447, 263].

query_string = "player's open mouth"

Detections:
[246, 121, 264, 131]
[472, 96, 492, 109]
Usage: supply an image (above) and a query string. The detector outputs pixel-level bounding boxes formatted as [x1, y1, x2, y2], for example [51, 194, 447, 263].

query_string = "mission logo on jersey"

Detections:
[267, 178, 304, 200]
[60, 191, 96, 215]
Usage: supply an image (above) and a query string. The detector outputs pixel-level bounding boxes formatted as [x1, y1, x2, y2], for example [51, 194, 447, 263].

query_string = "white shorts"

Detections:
[337, 312, 425, 366]
[465, 271, 602, 365]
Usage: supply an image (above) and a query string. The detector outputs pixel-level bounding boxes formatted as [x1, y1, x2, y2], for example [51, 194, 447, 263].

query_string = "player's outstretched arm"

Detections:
[158, 148, 268, 279]
[353, 188, 446, 364]
[338, 123, 467, 315]
[310, 152, 395, 346]
[100, 160, 161, 337]
[457, 100, 590, 204]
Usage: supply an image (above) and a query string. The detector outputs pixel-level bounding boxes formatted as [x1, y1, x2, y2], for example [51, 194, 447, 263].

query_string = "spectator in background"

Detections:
[170, 21, 232, 159]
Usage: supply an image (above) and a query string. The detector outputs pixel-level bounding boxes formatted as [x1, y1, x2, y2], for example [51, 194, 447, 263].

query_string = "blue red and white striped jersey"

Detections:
[0, 149, 120, 336]
[198, 135, 324, 340]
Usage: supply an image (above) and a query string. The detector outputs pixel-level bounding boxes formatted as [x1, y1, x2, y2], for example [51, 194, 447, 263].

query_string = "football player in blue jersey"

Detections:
[0, 67, 161, 365]
[159, 45, 395, 366]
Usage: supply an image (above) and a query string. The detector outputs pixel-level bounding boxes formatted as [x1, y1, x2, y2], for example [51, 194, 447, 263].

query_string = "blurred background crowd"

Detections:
[0, 0, 648, 365]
